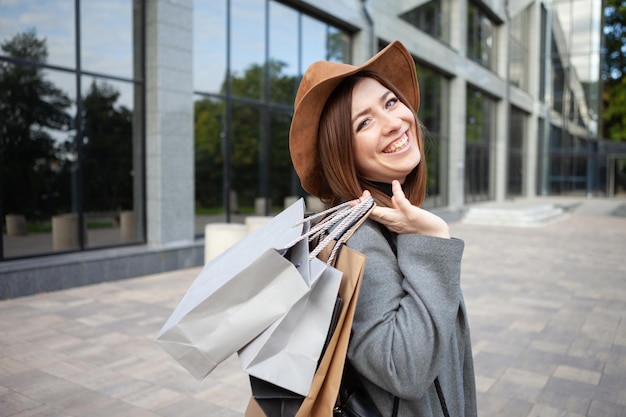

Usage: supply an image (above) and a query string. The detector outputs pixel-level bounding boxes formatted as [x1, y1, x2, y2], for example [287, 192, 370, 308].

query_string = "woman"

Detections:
[289, 41, 477, 417]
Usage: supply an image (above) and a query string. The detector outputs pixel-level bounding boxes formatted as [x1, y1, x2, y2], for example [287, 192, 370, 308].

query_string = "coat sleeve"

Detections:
[346, 219, 465, 400]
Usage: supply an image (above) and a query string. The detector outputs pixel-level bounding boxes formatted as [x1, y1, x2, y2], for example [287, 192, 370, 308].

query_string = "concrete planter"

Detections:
[120, 211, 136, 242]
[306, 196, 325, 213]
[52, 214, 85, 251]
[204, 223, 247, 263]
[5, 214, 27, 236]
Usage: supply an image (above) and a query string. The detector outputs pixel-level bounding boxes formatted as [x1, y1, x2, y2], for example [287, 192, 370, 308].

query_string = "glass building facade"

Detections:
[1, 0, 144, 260]
[0, 0, 616, 297]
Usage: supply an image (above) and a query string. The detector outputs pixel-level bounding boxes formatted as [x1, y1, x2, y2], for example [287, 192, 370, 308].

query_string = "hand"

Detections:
[356, 180, 450, 238]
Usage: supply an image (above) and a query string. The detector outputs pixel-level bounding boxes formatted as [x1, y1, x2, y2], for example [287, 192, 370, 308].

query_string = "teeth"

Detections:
[383, 134, 408, 153]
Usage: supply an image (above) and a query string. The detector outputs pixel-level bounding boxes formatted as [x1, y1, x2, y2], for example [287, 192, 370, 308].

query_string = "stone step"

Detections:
[462, 203, 568, 227]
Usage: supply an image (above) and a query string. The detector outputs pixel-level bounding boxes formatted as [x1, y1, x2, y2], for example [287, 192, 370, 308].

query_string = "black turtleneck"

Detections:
[364, 180, 393, 198]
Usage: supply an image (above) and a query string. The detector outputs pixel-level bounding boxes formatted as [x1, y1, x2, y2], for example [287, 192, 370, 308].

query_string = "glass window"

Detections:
[269, 109, 294, 205]
[301, 16, 349, 68]
[194, 0, 226, 95]
[0, 0, 144, 260]
[399, 0, 451, 45]
[81, 0, 133, 78]
[194, 95, 226, 230]
[508, 106, 526, 197]
[465, 86, 495, 203]
[81, 76, 139, 247]
[1, 64, 76, 258]
[193, 1, 351, 225]
[230, 102, 261, 213]
[539, 5, 547, 100]
[0, 0, 76, 69]
[467, 2, 496, 71]
[510, 5, 531, 90]
[552, 38, 565, 113]
[417, 64, 449, 208]
[231, 0, 265, 100]
[547, 127, 590, 195]
[269, 1, 298, 105]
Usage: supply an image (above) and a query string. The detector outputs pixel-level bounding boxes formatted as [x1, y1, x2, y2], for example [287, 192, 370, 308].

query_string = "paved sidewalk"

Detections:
[1, 198, 625, 417]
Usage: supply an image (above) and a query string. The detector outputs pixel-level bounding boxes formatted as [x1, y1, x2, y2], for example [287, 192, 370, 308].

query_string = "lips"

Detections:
[382, 133, 409, 153]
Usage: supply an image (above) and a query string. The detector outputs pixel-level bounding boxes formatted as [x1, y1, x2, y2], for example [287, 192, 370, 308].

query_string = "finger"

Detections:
[391, 180, 406, 199]
[349, 189, 372, 207]
[369, 206, 388, 223]
[390, 180, 408, 210]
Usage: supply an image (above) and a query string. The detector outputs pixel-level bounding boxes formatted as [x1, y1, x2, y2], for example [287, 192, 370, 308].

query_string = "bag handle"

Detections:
[285, 196, 375, 265]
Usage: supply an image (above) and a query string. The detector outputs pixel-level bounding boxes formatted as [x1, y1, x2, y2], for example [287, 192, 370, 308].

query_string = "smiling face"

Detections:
[351, 77, 421, 184]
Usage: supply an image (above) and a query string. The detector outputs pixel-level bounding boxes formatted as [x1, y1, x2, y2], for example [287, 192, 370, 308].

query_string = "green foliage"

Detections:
[603, 0, 626, 80]
[80, 80, 133, 211]
[1, 31, 134, 218]
[603, 76, 626, 141]
[194, 98, 224, 208]
[195, 59, 299, 211]
[602, 0, 626, 141]
[0, 31, 72, 218]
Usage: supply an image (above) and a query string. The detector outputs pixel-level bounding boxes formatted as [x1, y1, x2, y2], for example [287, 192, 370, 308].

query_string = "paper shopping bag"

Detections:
[245, 243, 367, 417]
[295, 244, 367, 417]
[238, 255, 343, 396]
[247, 295, 343, 417]
[156, 199, 311, 379]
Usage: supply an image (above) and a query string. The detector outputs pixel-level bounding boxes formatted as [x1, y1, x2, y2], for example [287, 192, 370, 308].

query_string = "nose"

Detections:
[380, 112, 403, 135]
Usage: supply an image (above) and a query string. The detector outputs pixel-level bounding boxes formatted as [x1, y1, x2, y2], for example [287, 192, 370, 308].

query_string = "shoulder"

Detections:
[346, 219, 387, 249]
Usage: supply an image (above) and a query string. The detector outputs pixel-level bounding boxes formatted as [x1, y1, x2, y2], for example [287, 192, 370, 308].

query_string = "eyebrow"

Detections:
[351, 90, 394, 125]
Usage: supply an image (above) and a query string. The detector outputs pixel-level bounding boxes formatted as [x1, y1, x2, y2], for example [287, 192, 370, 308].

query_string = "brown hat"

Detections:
[289, 40, 420, 197]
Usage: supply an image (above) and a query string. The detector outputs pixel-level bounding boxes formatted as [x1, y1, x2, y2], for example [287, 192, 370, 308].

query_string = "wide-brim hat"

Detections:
[289, 40, 420, 197]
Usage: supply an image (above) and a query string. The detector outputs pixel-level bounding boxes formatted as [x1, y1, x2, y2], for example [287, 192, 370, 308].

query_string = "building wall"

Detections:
[0, 0, 603, 297]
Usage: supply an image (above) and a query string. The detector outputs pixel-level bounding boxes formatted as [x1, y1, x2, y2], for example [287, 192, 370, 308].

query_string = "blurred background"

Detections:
[1, 0, 625, 297]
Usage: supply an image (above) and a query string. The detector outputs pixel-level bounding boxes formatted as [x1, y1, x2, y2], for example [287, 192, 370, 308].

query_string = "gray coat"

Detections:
[346, 219, 477, 417]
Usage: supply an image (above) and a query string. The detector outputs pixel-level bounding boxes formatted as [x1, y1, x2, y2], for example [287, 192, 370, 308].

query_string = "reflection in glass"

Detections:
[231, 0, 265, 100]
[508, 107, 526, 197]
[301, 16, 349, 69]
[467, 2, 496, 70]
[0, 0, 75, 69]
[81, 0, 133, 78]
[194, 0, 226, 94]
[510, 6, 530, 90]
[417, 65, 449, 208]
[194, 95, 225, 231]
[269, 109, 293, 204]
[231, 102, 261, 212]
[465, 87, 494, 203]
[400, 0, 451, 45]
[193, 1, 351, 225]
[552, 38, 565, 114]
[1, 62, 76, 258]
[269, 1, 298, 105]
[81, 76, 137, 248]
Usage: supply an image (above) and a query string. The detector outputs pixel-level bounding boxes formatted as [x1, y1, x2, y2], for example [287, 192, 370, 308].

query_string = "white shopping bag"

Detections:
[156, 199, 313, 380]
[238, 254, 343, 396]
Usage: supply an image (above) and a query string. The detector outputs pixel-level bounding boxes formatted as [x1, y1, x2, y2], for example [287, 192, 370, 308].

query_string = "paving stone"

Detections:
[0, 200, 624, 417]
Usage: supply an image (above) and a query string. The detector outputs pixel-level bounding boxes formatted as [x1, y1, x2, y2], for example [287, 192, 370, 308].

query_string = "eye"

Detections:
[356, 118, 370, 132]
[385, 97, 399, 109]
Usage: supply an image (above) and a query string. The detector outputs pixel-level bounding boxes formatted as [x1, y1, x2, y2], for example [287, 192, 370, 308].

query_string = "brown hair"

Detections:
[316, 70, 427, 208]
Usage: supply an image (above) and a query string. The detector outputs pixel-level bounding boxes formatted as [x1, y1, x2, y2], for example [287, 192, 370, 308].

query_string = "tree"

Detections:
[81, 80, 133, 211]
[194, 59, 298, 211]
[194, 98, 224, 208]
[602, 0, 626, 141]
[0, 31, 72, 217]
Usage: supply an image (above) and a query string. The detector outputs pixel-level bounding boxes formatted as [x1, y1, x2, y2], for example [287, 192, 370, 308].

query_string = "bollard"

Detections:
[5, 215, 27, 236]
[120, 211, 136, 242]
[245, 216, 272, 233]
[204, 223, 248, 263]
[52, 213, 80, 251]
